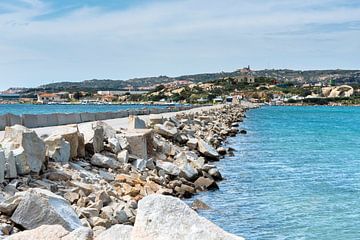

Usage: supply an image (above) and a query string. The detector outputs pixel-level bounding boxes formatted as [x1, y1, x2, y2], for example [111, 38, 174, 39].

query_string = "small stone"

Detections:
[64, 192, 80, 204]
[191, 199, 211, 211]
[91, 153, 120, 169]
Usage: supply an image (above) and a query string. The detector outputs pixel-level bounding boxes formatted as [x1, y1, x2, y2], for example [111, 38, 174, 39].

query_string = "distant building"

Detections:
[235, 66, 255, 83]
[37, 93, 62, 103]
[97, 90, 149, 96]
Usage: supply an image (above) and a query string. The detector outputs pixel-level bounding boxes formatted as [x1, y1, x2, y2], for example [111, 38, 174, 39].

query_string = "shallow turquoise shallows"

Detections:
[194, 106, 360, 240]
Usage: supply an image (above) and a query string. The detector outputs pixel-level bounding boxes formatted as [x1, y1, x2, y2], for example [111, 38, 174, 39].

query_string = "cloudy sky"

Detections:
[0, 0, 359, 90]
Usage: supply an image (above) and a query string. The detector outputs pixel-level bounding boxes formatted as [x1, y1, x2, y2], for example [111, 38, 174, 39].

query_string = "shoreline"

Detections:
[0, 103, 257, 239]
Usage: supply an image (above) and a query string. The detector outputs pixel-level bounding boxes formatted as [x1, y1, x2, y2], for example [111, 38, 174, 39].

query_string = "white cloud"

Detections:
[0, 0, 359, 89]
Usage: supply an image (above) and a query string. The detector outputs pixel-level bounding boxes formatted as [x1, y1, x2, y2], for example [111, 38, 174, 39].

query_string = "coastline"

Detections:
[0, 103, 257, 239]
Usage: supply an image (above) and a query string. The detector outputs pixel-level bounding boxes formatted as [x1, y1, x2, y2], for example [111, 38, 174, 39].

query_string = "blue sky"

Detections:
[0, 0, 359, 90]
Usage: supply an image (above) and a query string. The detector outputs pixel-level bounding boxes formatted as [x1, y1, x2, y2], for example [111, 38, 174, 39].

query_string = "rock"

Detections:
[193, 177, 219, 190]
[216, 146, 227, 155]
[1, 125, 46, 175]
[148, 114, 164, 125]
[231, 122, 239, 127]
[95, 191, 111, 206]
[124, 129, 153, 160]
[0, 150, 5, 182]
[239, 129, 247, 134]
[62, 227, 93, 240]
[45, 170, 71, 182]
[6, 224, 69, 240]
[11, 188, 82, 231]
[0, 193, 24, 216]
[55, 125, 81, 159]
[156, 161, 180, 176]
[131, 194, 244, 240]
[128, 115, 146, 129]
[107, 137, 122, 154]
[154, 121, 178, 138]
[96, 224, 133, 240]
[64, 192, 80, 204]
[5, 151, 18, 179]
[208, 167, 223, 181]
[116, 134, 130, 150]
[44, 135, 71, 163]
[99, 170, 115, 181]
[0, 223, 12, 235]
[131, 158, 147, 172]
[197, 139, 219, 159]
[78, 123, 105, 154]
[191, 199, 211, 211]
[117, 150, 129, 164]
[96, 121, 117, 139]
[179, 163, 198, 181]
[91, 153, 120, 169]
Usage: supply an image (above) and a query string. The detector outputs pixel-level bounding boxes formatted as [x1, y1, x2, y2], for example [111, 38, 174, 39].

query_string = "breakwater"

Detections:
[0, 105, 195, 130]
[0, 103, 254, 239]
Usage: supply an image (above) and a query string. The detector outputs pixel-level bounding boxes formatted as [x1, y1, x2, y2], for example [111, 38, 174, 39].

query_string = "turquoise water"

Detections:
[195, 106, 360, 240]
[0, 104, 170, 115]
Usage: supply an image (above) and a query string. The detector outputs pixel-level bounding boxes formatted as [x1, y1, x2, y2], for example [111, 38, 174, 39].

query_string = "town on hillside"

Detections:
[0, 67, 359, 106]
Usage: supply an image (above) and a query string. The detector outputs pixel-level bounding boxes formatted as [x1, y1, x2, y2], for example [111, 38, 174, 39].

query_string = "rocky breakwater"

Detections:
[0, 104, 248, 239]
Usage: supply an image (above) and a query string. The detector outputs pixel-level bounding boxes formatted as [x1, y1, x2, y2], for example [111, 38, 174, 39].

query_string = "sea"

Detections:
[192, 106, 360, 240]
[0, 103, 170, 115]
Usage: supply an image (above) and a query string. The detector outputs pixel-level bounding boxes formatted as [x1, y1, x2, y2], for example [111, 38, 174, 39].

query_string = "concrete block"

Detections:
[46, 113, 59, 127]
[57, 113, 80, 125]
[124, 129, 153, 160]
[7, 114, 21, 126]
[80, 112, 96, 123]
[21, 114, 41, 128]
[0, 115, 6, 131]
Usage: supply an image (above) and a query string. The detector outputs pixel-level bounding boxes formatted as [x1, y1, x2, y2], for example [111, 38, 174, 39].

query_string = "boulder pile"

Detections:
[0, 104, 248, 239]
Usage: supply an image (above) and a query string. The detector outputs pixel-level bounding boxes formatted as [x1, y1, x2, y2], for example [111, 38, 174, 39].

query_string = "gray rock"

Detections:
[99, 170, 115, 181]
[91, 153, 120, 169]
[6, 224, 69, 240]
[11, 188, 82, 231]
[0, 150, 5, 182]
[117, 150, 129, 164]
[156, 161, 180, 176]
[44, 135, 71, 163]
[128, 115, 146, 129]
[131, 195, 244, 240]
[1, 125, 46, 175]
[197, 139, 219, 159]
[180, 163, 198, 181]
[191, 199, 211, 211]
[208, 167, 223, 181]
[96, 224, 133, 240]
[154, 121, 178, 138]
[132, 158, 147, 172]
[0, 192, 24, 216]
[108, 137, 122, 154]
[5, 151, 18, 179]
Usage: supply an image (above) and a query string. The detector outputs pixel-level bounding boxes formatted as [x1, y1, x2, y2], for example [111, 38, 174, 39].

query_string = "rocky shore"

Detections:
[0, 104, 252, 239]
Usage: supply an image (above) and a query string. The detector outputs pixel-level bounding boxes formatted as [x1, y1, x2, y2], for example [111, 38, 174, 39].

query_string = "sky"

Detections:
[0, 0, 359, 90]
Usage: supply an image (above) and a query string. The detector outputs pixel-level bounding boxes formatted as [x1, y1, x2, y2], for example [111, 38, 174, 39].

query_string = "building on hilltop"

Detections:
[235, 66, 255, 83]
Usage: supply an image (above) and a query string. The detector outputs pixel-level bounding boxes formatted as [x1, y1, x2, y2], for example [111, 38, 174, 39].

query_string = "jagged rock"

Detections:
[124, 129, 153, 160]
[116, 134, 130, 150]
[5, 151, 18, 179]
[96, 121, 117, 139]
[99, 170, 115, 181]
[131, 194, 244, 240]
[107, 137, 122, 154]
[96, 224, 133, 240]
[179, 163, 198, 181]
[156, 161, 180, 176]
[62, 227, 93, 240]
[197, 139, 219, 159]
[208, 167, 223, 181]
[11, 188, 82, 231]
[0, 192, 24, 215]
[84, 124, 105, 154]
[239, 129, 247, 134]
[154, 121, 178, 138]
[64, 192, 80, 204]
[117, 150, 129, 164]
[0, 150, 5, 182]
[194, 177, 219, 190]
[148, 114, 164, 125]
[44, 135, 71, 163]
[131, 158, 147, 172]
[186, 138, 198, 149]
[191, 199, 211, 211]
[91, 153, 120, 169]
[45, 170, 71, 181]
[128, 115, 146, 129]
[217, 146, 227, 155]
[1, 125, 46, 175]
[55, 125, 82, 159]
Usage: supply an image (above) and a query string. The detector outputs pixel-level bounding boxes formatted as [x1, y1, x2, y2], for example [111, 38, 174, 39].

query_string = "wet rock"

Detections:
[91, 153, 120, 169]
[216, 146, 227, 155]
[44, 135, 71, 163]
[1, 125, 46, 175]
[208, 167, 223, 181]
[194, 177, 219, 190]
[11, 188, 82, 231]
[191, 199, 211, 211]
[239, 129, 247, 134]
[197, 139, 219, 160]
[131, 194, 244, 240]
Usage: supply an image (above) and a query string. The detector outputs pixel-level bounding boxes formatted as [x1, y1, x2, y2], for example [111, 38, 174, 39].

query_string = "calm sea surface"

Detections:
[194, 106, 360, 240]
[0, 104, 169, 115]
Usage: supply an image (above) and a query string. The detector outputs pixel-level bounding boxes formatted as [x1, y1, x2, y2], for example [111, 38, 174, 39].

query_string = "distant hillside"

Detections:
[38, 69, 360, 91]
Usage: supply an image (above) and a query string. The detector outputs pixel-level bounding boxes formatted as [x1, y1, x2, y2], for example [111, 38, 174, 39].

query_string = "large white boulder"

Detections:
[11, 188, 83, 231]
[44, 135, 71, 163]
[54, 125, 83, 159]
[1, 125, 46, 175]
[96, 224, 133, 240]
[154, 121, 178, 138]
[131, 195, 244, 240]
[91, 153, 120, 169]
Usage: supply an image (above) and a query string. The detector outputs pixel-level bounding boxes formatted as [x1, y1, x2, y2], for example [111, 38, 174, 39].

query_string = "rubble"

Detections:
[0, 104, 250, 239]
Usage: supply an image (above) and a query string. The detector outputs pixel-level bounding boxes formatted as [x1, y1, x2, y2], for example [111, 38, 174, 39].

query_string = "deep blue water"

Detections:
[0, 104, 170, 115]
[194, 106, 360, 240]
